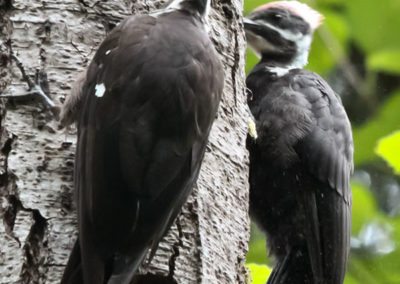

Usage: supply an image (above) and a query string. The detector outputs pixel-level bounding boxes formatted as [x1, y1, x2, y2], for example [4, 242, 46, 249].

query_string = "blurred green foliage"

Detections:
[353, 92, 400, 166]
[247, 263, 272, 284]
[244, 0, 400, 283]
[376, 131, 400, 175]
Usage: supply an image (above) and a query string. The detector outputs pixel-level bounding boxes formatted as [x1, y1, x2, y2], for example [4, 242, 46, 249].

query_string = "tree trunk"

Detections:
[0, 0, 249, 283]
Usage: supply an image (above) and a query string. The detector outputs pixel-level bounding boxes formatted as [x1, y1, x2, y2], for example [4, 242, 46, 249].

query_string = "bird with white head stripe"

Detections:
[245, 1, 354, 283]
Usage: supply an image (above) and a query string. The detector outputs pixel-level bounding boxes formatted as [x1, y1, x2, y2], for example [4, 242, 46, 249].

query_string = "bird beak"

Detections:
[243, 18, 261, 33]
[243, 17, 266, 42]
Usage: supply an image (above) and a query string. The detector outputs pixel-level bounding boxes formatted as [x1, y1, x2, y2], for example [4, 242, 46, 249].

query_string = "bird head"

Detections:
[244, 1, 324, 68]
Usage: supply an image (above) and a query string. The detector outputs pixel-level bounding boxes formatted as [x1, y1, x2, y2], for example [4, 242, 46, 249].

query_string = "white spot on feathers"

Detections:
[267, 66, 290, 77]
[105, 50, 111, 55]
[95, 83, 106, 98]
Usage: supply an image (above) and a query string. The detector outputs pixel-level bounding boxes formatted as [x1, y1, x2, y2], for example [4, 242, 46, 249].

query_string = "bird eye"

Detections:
[273, 13, 283, 20]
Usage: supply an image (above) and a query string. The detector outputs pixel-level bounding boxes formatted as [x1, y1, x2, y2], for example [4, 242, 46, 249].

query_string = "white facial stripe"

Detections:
[95, 83, 106, 97]
[292, 34, 311, 68]
[257, 20, 312, 69]
[258, 20, 303, 42]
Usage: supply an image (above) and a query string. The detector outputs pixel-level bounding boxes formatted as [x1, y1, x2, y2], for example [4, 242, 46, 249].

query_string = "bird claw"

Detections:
[0, 50, 61, 120]
[0, 87, 60, 120]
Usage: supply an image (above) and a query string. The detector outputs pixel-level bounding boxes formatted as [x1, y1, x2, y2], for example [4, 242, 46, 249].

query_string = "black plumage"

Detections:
[60, 2, 223, 283]
[245, 2, 353, 284]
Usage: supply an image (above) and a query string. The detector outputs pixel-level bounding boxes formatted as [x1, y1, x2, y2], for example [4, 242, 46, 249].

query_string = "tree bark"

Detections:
[0, 0, 249, 283]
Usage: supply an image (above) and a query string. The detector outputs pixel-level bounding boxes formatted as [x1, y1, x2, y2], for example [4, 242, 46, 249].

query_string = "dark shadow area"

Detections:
[132, 273, 178, 284]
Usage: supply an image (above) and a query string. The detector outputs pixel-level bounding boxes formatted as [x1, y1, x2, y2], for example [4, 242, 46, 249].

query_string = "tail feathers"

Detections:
[316, 185, 350, 284]
[267, 246, 314, 284]
[61, 239, 84, 284]
[107, 248, 150, 284]
[299, 190, 324, 283]
[268, 184, 350, 284]
[61, 239, 150, 284]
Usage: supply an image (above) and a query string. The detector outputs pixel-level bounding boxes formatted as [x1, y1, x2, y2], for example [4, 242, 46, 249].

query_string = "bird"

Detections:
[244, 1, 354, 284]
[57, 0, 224, 283]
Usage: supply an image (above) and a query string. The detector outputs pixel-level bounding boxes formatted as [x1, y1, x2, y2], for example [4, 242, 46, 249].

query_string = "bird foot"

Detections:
[0, 51, 60, 120]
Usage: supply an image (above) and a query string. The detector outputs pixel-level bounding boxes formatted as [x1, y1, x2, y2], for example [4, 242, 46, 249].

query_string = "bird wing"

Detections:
[71, 14, 223, 283]
[292, 71, 353, 283]
[294, 72, 354, 203]
[250, 70, 354, 191]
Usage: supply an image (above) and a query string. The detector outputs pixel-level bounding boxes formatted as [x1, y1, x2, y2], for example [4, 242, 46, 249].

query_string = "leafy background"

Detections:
[244, 0, 400, 283]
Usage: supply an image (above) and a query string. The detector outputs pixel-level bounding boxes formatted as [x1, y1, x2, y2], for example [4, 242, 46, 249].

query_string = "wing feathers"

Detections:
[62, 12, 223, 284]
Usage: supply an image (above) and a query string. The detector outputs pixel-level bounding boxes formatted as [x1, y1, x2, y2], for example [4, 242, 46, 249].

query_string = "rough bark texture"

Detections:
[0, 0, 249, 283]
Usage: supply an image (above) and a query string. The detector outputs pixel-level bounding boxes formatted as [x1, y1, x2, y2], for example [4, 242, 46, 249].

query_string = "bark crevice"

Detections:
[167, 217, 184, 280]
[20, 209, 49, 284]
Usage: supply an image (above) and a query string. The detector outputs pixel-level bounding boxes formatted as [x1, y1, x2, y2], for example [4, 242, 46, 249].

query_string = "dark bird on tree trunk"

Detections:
[55, 0, 224, 283]
[244, 1, 354, 283]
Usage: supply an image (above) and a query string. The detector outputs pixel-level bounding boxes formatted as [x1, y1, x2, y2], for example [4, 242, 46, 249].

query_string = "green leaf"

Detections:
[353, 90, 400, 166]
[375, 130, 400, 174]
[247, 263, 272, 284]
[368, 50, 400, 75]
[345, 0, 400, 54]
